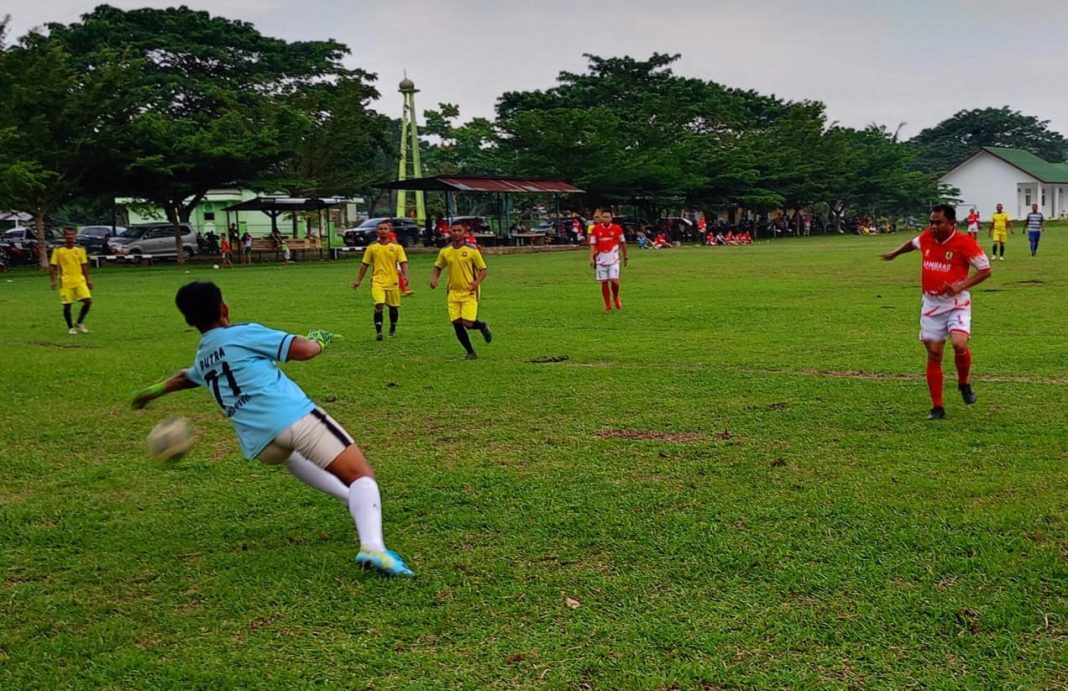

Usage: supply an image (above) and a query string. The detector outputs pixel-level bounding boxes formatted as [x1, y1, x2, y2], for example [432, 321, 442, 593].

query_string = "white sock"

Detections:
[348, 476, 386, 552]
[284, 452, 349, 504]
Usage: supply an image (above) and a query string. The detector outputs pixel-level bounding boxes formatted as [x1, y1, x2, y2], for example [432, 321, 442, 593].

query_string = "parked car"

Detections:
[77, 225, 124, 254]
[1, 226, 58, 265]
[107, 222, 197, 259]
[342, 217, 421, 248]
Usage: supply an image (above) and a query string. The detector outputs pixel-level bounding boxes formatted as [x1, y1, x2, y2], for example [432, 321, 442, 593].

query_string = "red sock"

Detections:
[600, 282, 612, 309]
[399, 273, 409, 292]
[610, 282, 621, 307]
[926, 361, 944, 407]
[954, 349, 971, 384]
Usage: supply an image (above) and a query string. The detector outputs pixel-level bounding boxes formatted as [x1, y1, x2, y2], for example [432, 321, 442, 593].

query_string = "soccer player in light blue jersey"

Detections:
[132, 281, 413, 577]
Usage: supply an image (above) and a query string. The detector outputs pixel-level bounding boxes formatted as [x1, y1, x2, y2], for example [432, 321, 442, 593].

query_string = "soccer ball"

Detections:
[146, 416, 193, 462]
[213, 264, 220, 270]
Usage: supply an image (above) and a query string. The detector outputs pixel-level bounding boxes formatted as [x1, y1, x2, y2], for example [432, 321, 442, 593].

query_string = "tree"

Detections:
[0, 33, 134, 268]
[910, 106, 1068, 173]
[48, 5, 367, 262]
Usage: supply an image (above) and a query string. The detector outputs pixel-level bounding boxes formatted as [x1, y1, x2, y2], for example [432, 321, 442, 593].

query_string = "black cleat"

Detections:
[376, 333, 384, 341]
[958, 383, 977, 405]
[389, 329, 396, 338]
[480, 324, 492, 343]
[464, 352, 478, 360]
[927, 406, 946, 420]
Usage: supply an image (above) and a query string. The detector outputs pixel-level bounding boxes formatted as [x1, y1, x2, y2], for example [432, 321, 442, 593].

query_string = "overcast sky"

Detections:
[6, 0, 1068, 140]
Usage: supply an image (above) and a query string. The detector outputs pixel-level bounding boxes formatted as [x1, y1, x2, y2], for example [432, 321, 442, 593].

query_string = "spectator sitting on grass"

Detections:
[654, 232, 673, 249]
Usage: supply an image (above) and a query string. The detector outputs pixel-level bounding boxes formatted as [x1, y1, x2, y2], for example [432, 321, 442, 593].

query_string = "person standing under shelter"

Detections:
[430, 223, 492, 359]
[1024, 203, 1044, 256]
[988, 203, 1012, 261]
[241, 231, 253, 265]
[352, 221, 409, 340]
[881, 204, 992, 420]
[50, 228, 94, 334]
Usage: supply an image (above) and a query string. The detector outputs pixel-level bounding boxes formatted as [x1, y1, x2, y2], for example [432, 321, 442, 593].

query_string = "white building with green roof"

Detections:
[940, 147, 1068, 220]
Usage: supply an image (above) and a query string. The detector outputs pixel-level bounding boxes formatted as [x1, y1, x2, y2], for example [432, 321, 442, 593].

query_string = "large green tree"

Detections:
[910, 106, 1068, 173]
[47, 4, 370, 261]
[0, 33, 134, 268]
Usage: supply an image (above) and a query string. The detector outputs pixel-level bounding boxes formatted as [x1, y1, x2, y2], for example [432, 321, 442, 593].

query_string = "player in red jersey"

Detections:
[882, 204, 992, 419]
[588, 211, 628, 310]
[965, 209, 980, 239]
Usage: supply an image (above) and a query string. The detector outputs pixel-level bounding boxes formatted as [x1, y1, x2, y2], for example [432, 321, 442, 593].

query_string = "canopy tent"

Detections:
[377, 175, 583, 241]
[221, 197, 348, 245]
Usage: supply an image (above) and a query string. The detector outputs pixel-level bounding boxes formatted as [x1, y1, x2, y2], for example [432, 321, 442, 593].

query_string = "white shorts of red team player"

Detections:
[595, 262, 621, 281]
[918, 292, 972, 342]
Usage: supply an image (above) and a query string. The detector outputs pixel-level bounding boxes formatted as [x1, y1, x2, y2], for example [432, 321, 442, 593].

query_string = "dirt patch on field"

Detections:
[595, 429, 702, 443]
[28, 340, 94, 349]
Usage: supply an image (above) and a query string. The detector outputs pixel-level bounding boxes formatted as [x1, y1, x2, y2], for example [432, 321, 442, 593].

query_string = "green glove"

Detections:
[132, 381, 166, 410]
[306, 329, 340, 350]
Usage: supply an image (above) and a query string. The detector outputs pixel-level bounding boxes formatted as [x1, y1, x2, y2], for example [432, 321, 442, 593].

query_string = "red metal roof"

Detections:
[379, 175, 582, 193]
[438, 177, 582, 193]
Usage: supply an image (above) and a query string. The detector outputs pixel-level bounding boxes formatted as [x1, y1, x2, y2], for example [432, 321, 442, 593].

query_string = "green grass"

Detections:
[1, 229, 1066, 688]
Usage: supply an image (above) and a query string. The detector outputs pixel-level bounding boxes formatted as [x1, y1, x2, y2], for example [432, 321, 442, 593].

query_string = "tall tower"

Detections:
[396, 75, 425, 224]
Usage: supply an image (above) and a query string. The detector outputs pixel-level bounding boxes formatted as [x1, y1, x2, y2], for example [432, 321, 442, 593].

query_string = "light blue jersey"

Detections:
[186, 323, 314, 459]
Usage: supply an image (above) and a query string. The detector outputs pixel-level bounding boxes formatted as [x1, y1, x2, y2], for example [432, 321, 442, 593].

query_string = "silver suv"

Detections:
[107, 222, 197, 259]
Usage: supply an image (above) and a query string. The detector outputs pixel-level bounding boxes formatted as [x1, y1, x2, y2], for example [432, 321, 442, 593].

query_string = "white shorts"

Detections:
[919, 307, 971, 342]
[595, 263, 620, 281]
[967, 223, 978, 233]
[256, 408, 354, 468]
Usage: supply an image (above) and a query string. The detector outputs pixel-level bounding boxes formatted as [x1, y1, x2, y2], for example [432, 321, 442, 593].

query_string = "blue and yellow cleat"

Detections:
[356, 549, 415, 577]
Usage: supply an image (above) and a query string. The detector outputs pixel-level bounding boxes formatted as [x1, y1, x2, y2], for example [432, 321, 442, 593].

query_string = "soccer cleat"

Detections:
[356, 549, 414, 577]
[376, 333, 384, 341]
[464, 352, 478, 360]
[68, 327, 78, 335]
[927, 406, 946, 420]
[614, 298, 622, 310]
[480, 324, 492, 343]
[403, 290, 415, 297]
[389, 328, 396, 338]
[76, 323, 89, 333]
[959, 383, 977, 405]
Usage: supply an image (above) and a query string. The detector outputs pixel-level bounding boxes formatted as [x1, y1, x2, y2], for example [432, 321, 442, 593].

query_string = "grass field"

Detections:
[1, 229, 1066, 688]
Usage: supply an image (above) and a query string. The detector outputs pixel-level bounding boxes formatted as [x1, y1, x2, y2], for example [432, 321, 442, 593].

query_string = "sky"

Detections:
[6, 0, 1068, 140]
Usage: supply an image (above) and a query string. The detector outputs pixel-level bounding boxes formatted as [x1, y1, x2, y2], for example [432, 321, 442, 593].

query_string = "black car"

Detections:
[77, 225, 124, 254]
[342, 218, 421, 248]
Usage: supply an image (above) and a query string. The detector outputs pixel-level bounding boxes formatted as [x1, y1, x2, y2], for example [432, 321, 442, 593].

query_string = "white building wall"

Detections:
[941, 151, 1038, 220]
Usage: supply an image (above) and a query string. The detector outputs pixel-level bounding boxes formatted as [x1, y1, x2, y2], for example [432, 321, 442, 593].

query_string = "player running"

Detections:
[589, 211, 629, 311]
[131, 281, 413, 577]
[988, 203, 1012, 261]
[353, 221, 409, 340]
[49, 228, 94, 335]
[882, 204, 992, 420]
[430, 223, 492, 359]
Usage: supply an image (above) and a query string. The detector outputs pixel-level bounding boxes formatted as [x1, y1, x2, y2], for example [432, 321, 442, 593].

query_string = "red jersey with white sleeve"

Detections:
[910, 229, 990, 315]
[589, 223, 625, 265]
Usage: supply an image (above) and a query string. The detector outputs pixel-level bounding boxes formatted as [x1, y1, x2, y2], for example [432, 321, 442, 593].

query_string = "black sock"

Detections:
[77, 302, 90, 324]
[469, 320, 486, 330]
[373, 310, 383, 333]
[388, 306, 398, 331]
[63, 304, 73, 329]
[453, 323, 474, 354]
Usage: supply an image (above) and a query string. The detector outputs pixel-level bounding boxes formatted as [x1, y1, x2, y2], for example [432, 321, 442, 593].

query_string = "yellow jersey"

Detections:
[49, 245, 88, 286]
[361, 242, 408, 289]
[991, 212, 1010, 232]
[434, 244, 486, 295]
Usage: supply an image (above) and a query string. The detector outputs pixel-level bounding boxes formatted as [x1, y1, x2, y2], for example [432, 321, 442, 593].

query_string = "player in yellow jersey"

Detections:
[352, 221, 409, 340]
[49, 228, 94, 335]
[430, 223, 492, 359]
[988, 203, 1012, 261]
